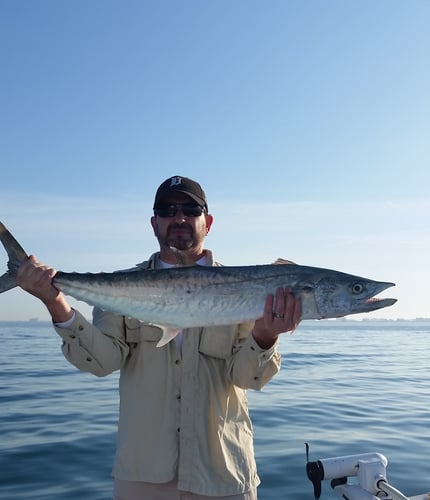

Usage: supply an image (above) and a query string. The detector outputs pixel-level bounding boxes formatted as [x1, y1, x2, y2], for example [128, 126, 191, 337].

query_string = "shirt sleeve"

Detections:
[228, 322, 282, 390]
[54, 310, 76, 328]
[54, 308, 129, 376]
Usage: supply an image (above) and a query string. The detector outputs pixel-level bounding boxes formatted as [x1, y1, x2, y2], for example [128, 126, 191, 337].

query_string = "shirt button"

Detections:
[78, 325, 84, 331]
[175, 359, 181, 365]
[70, 334, 76, 339]
[86, 357, 92, 362]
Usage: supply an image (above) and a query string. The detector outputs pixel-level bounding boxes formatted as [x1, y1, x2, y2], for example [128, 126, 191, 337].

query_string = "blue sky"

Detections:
[1, 0, 429, 321]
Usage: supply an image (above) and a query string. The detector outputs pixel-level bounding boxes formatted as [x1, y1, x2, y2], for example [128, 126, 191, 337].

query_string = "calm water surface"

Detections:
[0, 321, 429, 499]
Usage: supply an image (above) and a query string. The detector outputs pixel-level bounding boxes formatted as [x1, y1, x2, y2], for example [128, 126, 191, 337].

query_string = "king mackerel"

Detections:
[0, 221, 396, 346]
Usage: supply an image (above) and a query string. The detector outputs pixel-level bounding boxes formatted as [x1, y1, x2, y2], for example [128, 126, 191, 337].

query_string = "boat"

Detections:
[305, 444, 429, 500]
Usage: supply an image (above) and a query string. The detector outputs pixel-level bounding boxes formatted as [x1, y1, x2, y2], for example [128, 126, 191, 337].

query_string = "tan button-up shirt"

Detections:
[55, 252, 281, 496]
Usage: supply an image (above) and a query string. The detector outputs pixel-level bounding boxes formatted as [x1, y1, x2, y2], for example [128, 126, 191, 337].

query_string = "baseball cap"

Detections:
[153, 176, 208, 211]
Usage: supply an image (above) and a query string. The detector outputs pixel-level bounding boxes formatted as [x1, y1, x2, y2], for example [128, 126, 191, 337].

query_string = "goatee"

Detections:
[165, 224, 194, 251]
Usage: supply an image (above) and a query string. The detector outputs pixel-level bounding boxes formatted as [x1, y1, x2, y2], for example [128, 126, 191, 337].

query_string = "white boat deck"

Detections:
[305, 447, 429, 500]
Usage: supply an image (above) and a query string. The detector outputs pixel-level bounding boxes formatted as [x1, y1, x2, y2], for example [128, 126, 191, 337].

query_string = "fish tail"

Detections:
[0, 221, 28, 293]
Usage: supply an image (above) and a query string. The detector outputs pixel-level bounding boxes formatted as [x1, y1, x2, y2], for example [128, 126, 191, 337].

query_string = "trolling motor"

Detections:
[305, 443, 418, 500]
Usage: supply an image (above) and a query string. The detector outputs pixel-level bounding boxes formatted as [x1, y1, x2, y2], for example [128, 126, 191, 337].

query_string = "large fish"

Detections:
[0, 221, 397, 346]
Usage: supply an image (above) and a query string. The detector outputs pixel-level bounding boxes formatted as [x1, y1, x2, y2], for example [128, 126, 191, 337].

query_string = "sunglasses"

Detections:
[154, 203, 206, 218]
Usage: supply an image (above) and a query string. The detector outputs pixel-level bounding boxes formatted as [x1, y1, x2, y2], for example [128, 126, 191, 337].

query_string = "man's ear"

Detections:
[205, 214, 214, 234]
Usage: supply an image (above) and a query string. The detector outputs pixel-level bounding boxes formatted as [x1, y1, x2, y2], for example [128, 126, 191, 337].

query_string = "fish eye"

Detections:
[351, 282, 364, 294]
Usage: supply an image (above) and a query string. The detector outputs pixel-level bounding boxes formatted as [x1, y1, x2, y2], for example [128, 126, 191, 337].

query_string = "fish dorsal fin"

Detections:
[169, 247, 196, 267]
[273, 258, 297, 265]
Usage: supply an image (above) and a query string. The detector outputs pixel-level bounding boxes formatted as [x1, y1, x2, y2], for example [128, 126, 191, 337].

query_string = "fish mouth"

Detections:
[364, 297, 397, 312]
[362, 281, 397, 312]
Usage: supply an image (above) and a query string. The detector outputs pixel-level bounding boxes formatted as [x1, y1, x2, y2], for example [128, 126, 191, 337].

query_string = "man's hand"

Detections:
[252, 287, 301, 349]
[17, 255, 73, 323]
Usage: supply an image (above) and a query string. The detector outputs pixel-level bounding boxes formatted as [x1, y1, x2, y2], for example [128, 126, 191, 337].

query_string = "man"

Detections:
[17, 175, 301, 500]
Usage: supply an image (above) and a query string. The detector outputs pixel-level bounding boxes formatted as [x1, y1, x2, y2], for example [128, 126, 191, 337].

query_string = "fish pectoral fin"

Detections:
[156, 326, 182, 347]
[273, 257, 297, 265]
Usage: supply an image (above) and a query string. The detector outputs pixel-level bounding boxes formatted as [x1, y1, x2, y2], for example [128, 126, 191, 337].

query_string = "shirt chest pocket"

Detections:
[198, 325, 238, 360]
[124, 318, 163, 345]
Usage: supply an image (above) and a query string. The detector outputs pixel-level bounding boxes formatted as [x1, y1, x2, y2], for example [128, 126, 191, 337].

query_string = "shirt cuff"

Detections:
[54, 310, 76, 329]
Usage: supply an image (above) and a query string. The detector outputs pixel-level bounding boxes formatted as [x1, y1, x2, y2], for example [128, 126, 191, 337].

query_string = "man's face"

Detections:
[151, 193, 212, 252]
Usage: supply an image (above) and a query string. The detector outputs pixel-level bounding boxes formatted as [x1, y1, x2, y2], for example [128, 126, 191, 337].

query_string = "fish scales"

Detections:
[53, 266, 289, 328]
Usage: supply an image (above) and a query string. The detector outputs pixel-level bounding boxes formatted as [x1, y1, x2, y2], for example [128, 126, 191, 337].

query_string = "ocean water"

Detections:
[0, 320, 429, 499]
